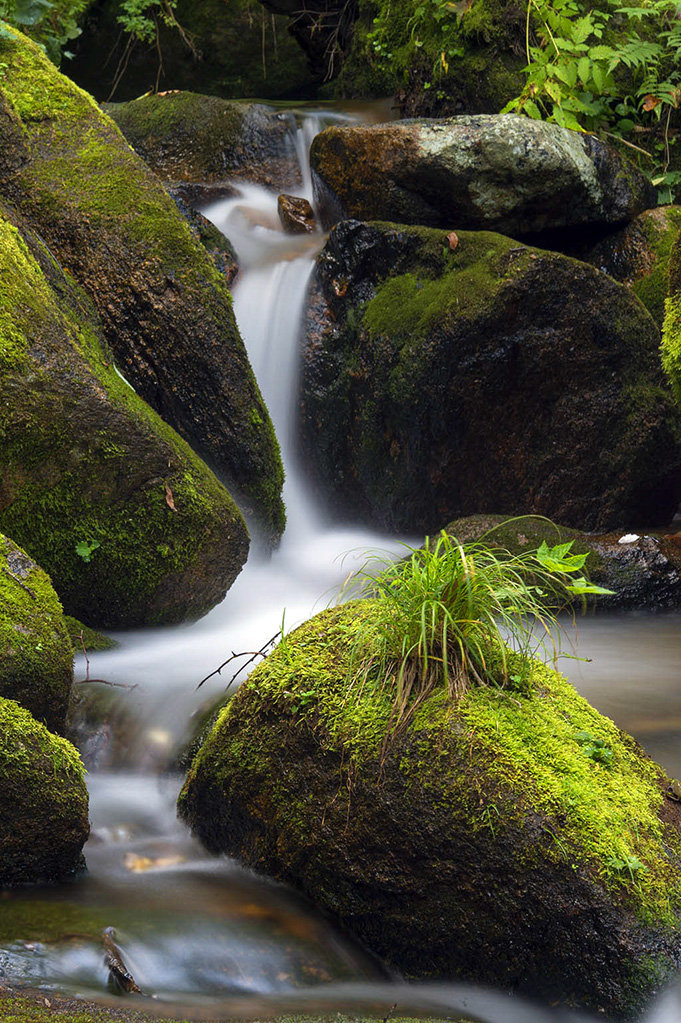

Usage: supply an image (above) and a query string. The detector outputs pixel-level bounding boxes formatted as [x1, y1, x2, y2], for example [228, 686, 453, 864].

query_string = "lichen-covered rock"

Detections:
[443, 514, 681, 610]
[310, 116, 656, 238]
[0, 209, 248, 628]
[580, 206, 681, 327]
[300, 220, 681, 533]
[179, 601, 681, 1018]
[0, 535, 73, 734]
[107, 92, 302, 192]
[0, 25, 284, 541]
[0, 697, 88, 885]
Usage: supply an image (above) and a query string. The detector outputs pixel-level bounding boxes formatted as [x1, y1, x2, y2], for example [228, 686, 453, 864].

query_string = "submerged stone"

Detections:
[310, 115, 656, 238]
[0, 534, 73, 733]
[180, 601, 681, 1018]
[0, 697, 88, 885]
[300, 220, 681, 533]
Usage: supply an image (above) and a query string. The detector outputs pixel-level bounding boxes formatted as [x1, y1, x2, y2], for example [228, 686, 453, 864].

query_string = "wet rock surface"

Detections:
[0, 30, 284, 541]
[310, 116, 656, 237]
[300, 220, 681, 534]
[107, 92, 303, 191]
[0, 206, 248, 628]
[180, 601, 681, 1019]
[442, 514, 681, 610]
[0, 697, 89, 885]
[278, 193, 317, 234]
[577, 206, 681, 327]
[0, 535, 73, 733]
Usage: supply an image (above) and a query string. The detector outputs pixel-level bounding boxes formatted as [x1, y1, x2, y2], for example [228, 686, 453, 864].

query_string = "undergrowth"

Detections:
[343, 528, 611, 740]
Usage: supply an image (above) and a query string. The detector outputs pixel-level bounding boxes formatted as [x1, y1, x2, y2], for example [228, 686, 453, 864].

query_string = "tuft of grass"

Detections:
[344, 529, 612, 742]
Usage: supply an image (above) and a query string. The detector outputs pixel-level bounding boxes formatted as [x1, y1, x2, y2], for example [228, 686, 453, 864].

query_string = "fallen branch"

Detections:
[196, 630, 280, 691]
[2, 566, 37, 601]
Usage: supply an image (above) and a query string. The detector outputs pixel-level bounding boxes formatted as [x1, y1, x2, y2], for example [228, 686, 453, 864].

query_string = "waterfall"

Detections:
[2, 108, 681, 1023]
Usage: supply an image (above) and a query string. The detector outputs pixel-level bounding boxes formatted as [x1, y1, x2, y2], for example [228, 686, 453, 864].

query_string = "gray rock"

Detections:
[311, 115, 656, 237]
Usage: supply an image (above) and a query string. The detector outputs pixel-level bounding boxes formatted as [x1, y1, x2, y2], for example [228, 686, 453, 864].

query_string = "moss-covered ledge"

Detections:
[180, 601, 681, 1018]
[0, 24, 284, 541]
[0, 534, 73, 733]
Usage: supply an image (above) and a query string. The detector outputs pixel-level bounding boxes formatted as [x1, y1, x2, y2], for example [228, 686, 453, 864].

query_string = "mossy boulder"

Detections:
[0, 208, 248, 627]
[310, 116, 656, 239]
[0, 697, 88, 885]
[107, 92, 303, 192]
[180, 600, 681, 1018]
[300, 220, 681, 534]
[579, 206, 681, 328]
[0, 534, 73, 733]
[444, 514, 681, 609]
[68, 0, 318, 104]
[0, 25, 284, 541]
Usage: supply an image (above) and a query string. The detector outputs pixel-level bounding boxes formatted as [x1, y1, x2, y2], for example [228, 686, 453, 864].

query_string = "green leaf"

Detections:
[577, 55, 591, 85]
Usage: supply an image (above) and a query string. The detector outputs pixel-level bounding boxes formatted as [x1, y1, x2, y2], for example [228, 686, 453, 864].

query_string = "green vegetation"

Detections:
[339, 0, 681, 195]
[0, 534, 73, 733]
[343, 532, 611, 738]
[0, 0, 88, 62]
[0, 697, 88, 884]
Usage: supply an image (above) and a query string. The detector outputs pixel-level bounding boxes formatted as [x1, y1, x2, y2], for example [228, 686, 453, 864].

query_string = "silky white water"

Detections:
[2, 108, 681, 1023]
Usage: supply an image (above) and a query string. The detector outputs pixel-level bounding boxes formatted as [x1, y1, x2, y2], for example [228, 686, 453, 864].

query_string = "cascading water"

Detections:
[2, 107, 681, 1023]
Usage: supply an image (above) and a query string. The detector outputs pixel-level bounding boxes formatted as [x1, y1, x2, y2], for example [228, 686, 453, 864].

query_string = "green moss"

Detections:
[184, 600, 681, 930]
[0, 24, 285, 541]
[0, 994, 456, 1023]
[334, 0, 525, 112]
[0, 208, 247, 627]
[63, 616, 117, 652]
[0, 534, 73, 732]
[662, 293, 681, 403]
[0, 696, 88, 884]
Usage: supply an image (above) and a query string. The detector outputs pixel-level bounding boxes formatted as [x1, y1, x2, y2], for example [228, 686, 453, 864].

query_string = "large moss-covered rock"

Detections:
[300, 220, 681, 534]
[310, 116, 656, 238]
[0, 535, 73, 733]
[0, 25, 284, 541]
[580, 206, 681, 328]
[107, 92, 302, 192]
[180, 601, 681, 1018]
[0, 209, 248, 628]
[0, 697, 88, 885]
[69, 0, 318, 103]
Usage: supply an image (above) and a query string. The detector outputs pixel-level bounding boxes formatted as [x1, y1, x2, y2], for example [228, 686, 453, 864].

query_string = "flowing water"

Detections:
[2, 108, 681, 1023]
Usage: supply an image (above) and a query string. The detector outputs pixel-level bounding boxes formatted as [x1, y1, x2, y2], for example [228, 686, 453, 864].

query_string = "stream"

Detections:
[1, 107, 681, 1023]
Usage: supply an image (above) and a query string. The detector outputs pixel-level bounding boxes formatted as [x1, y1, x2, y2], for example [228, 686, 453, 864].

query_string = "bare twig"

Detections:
[75, 632, 137, 690]
[196, 631, 280, 691]
[2, 566, 37, 600]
